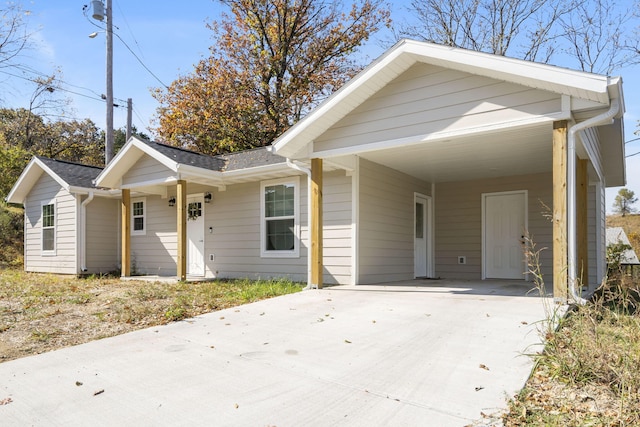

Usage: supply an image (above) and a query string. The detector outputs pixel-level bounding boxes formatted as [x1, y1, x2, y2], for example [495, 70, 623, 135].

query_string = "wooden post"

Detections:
[553, 121, 568, 301]
[576, 158, 589, 291]
[177, 180, 187, 281]
[121, 189, 131, 277]
[311, 158, 323, 289]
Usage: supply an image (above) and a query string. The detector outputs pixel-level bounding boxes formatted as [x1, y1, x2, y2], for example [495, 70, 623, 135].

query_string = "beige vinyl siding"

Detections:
[358, 158, 431, 284]
[314, 63, 561, 153]
[23, 174, 77, 274]
[435, 173, 553, 281]
[587, 184, 598, 290]
[130, 195, 177, 275]
[122, 154, 174, 186]
[85, 197, 119, 274]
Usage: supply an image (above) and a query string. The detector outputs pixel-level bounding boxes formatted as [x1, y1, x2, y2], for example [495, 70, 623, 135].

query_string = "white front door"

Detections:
[483, 191, 527, 279]
[414, 194, 431, 278]
[187, 195, 205, 276]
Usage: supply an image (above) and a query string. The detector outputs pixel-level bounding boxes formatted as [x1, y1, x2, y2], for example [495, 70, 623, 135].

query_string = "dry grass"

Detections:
[607, 213, 640, 255]
[0, 269, 303, 362]
[504, 260, 640, 425]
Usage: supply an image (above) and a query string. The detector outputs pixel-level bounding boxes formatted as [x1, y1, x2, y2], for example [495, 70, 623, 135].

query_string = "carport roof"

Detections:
[271, 39, 624, 161]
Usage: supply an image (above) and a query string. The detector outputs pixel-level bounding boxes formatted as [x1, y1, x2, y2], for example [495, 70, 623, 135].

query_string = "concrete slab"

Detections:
[0, 280, 552, 426]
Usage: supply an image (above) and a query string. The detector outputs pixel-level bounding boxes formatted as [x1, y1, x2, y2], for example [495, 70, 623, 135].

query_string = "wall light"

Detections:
[204, 192, 212, 203]
[168, 197, 176, 207]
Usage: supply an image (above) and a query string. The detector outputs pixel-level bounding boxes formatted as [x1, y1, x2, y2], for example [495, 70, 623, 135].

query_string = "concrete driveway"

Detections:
[0, 280, 551, 426]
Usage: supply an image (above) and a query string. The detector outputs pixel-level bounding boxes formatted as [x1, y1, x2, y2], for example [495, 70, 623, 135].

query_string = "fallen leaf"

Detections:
[75, 381, 83, 386]
[93, 389, 104, 396]
[475, 386, 484, 391]
[234, 403, 239, 409]
[521, 321, 528, 325]
[0, 397, 13, 405]
[479, 364, 490, 371]
[344, 339, 352, 344]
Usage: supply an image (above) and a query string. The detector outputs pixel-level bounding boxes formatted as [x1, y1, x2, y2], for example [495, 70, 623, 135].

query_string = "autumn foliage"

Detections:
[152, 0, 390, 155]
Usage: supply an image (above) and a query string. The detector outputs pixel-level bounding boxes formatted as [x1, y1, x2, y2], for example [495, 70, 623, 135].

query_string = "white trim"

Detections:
[260, 176, 301, 258]
[186, 193, 206, 277]
[351, 157, 360, 285]
[413, 192, 433, 278]
[120, 176, 178, 189]
[131, 197, 147, 236]
[481, 190, 528, 280]
[310, 116, 564, 159]
[272, 39, 619, 158]
[41, 199, 56, 256]
[430, 182, 436, 278]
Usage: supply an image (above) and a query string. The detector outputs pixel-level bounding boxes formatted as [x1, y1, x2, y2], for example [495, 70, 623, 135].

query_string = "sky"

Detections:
[2, 0, 640, 211]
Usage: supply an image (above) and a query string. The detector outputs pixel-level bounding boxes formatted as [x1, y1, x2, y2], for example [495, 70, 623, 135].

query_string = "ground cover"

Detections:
[0, 270, 302, 362]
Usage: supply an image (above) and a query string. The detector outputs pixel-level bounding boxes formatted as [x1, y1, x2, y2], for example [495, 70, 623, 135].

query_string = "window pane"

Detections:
[133, 201, 144, 216]
[415, 202, 424, 238]
[42, 204, 54, 227]
[265, 184, 294, 218]
[134, 217, 144, 231]
[266, 218, 294, 251]
[43, 228, 54, 251]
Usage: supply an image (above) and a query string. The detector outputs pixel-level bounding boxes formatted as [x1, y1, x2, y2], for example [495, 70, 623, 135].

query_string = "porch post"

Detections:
[576, 158, 589, 289]
[311, 158, 323, 289]
[121, 189, 131, 277]
[177, 180, 187, 281]
[553, 121, 568, 301]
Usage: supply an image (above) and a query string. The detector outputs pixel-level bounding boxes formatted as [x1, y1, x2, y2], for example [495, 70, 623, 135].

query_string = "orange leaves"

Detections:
[152, 0, 390, 155]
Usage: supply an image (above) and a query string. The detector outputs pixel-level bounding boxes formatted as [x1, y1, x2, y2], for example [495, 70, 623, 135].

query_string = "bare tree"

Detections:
[0, 3, 31, 69]
[400, 0, 640, 71]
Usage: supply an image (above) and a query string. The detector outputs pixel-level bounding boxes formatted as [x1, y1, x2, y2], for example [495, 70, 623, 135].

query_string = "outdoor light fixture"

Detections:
[204, 192, 212, 203]
[168, 197, 176, 207]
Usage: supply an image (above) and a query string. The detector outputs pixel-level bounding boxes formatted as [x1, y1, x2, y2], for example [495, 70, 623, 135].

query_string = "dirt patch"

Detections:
[0, 271, 302, 362]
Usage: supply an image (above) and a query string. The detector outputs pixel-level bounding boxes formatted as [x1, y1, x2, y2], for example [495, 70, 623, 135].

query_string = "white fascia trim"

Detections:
[120, 176, 179, 190]
[68, 186, 118, 197]
[312, 115, 564, 159]
[402, 40, 611, 97]
[96, 136, 179, 187]
[221, 162, 292, 178]
[272, 42, 408, 156]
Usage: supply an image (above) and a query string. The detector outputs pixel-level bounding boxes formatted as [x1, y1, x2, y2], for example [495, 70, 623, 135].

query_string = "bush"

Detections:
[0, 202, 24, 267]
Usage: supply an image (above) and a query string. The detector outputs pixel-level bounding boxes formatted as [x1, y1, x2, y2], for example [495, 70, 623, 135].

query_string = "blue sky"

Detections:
[3, 0, 640, 209]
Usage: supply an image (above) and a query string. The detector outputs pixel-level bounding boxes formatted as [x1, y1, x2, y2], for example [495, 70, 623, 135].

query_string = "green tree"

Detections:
[153, 0, 390, 155]
[613, 188, 638, 217]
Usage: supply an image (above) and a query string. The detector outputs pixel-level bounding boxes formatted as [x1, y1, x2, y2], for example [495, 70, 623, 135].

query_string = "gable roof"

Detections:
[6, 156, 111, 205]
[272, 39, 624, 159]
[96, 136, 288, 189]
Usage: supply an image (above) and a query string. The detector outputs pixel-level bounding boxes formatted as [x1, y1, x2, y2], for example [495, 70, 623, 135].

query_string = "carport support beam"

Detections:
[121, 189, 131, 277]
[177, 180, 187, 281]
[577, 158, 588, 291]
[311, 158, 323, 289]
[553, 121, 568, 301]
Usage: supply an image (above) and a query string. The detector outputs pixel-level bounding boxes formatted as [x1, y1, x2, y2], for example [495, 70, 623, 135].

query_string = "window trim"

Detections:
[260, 176, 300, 258]
[41, 200, 56, 256]
[131, 197, 147, 236]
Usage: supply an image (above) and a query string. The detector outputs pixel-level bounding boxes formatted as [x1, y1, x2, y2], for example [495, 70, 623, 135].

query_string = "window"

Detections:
[42, 202, 55, 254]
[261, 177, 299, 257]
[131, 198, 146, 235]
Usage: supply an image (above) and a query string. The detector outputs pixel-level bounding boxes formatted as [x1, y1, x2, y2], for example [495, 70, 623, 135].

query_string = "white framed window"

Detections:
[260, 176, 300, 258]
[131, 197, 146, 236]
[41, 201, 56, 255]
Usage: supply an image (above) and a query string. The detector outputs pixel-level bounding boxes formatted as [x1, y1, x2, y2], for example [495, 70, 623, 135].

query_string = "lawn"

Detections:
[0, 269, 303, 362]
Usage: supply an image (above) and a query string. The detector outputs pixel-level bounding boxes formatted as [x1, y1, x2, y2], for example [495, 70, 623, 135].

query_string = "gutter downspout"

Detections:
[80, 192, 95, 273]
[567, 98, 620, 305]
[286, 159, 313, 289]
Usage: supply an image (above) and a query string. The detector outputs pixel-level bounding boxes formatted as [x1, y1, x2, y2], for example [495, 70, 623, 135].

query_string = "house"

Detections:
[6, 40, 627, 302]
[606, 227, 640, 266]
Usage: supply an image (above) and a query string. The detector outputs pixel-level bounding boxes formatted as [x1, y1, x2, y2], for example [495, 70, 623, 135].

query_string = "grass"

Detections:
[504, 261, 640, 425]
[0, 269, 304, 361]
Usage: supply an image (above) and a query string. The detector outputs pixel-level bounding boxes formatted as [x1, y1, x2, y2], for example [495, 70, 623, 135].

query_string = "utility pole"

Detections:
[126, 98, 132, 141]
[105, 0, 114, 164]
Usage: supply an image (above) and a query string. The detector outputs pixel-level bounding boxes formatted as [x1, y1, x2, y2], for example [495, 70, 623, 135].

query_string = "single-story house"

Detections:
[6, 40, 627, 302]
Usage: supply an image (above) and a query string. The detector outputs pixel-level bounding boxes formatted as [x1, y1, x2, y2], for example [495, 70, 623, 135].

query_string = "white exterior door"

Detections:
[187, 195, 205, 276]
[484, 191, 526, 279]
[414, 194, 431, 278]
